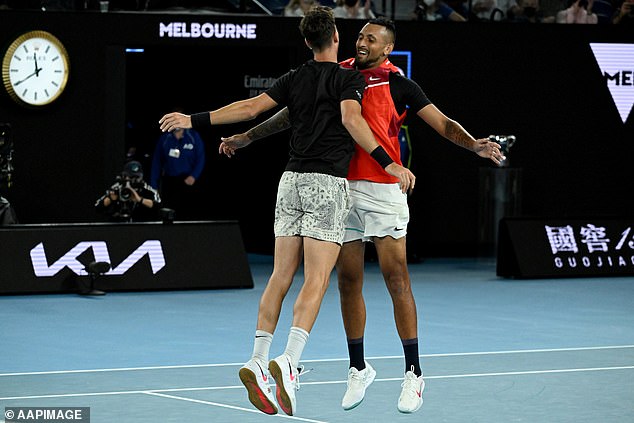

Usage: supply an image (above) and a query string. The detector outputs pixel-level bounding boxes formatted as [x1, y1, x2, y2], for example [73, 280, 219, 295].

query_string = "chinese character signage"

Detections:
[498, 218, 634, 278]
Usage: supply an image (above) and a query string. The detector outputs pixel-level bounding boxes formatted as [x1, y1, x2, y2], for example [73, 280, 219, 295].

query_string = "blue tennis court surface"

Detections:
[1, 258, 633, 422]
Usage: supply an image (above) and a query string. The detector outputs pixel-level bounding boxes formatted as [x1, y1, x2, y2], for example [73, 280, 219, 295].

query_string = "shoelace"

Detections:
[401, 376, 420, 399]
[401, 366, 421, 397]
[294, 365, 312, 391]
[347, 368, 364, 387]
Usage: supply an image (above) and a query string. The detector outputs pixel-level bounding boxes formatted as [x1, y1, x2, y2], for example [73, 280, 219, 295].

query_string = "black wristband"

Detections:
[370, 146, 394, 168]
[190, 112, 212, 131]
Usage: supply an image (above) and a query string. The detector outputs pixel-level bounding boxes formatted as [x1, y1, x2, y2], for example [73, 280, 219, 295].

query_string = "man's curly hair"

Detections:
[299, 6, 336, 52]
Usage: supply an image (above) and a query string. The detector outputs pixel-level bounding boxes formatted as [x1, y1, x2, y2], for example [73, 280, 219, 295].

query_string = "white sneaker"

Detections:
[397, 366, 424, 413]
[268, 354, 300, 416]
[341, 361, 377, 410]
[238, 359, 278, 415]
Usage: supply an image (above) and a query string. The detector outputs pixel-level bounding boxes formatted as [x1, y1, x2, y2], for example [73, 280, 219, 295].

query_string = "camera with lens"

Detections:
[108, 174, 143, 221]
[114, 174, 143, 203]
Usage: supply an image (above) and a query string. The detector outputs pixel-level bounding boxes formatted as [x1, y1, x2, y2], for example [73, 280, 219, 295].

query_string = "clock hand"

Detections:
[14, 68, 43, 86]
[34, 52, 41, 77]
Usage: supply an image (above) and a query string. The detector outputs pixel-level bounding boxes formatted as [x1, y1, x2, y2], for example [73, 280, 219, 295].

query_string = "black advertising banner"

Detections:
[498, 217, 634, 279]
[0, 221, 253, 294]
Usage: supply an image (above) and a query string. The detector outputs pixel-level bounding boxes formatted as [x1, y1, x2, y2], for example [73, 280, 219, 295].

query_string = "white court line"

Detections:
[1, 364, 633, 401]
[0, 362, 247, 377]
[1, 344, 633, 377]
[145, 392, 327, 423]
[367, 344, 634, 361]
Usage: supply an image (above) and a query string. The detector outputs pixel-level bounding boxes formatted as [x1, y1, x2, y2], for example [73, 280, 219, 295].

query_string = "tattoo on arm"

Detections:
[247, 107, 291, 141]
[444, 119, 475, 151]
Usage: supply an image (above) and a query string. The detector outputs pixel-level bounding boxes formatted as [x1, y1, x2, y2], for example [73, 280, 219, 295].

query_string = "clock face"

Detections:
[2, 31, 70, 107]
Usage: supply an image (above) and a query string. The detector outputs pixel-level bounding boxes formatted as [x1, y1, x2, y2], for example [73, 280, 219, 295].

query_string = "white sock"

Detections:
[283, 326, 309, 368]
[252, 330, 273, 366]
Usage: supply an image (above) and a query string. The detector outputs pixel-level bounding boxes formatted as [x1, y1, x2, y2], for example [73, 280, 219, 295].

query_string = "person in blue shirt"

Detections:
[150, 126, 205, 220]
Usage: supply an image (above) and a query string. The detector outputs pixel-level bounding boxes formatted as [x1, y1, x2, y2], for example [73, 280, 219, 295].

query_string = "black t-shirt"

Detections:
[389, 72, 431, 116]
[266, 60, 366, 178]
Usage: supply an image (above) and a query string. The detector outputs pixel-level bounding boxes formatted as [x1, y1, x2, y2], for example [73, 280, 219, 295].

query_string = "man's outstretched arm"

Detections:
[417, 104, 505, 166]
[158, 93, 278, 133]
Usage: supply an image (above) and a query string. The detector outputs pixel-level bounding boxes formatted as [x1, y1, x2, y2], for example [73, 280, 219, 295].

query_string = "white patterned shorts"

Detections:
[274, 171, 351, 244]
[343, 180, 410, 243]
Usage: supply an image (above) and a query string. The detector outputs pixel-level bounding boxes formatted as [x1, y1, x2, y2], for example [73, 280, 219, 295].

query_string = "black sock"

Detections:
[402, 337, 422, 376]
[347, 337, 365, 371]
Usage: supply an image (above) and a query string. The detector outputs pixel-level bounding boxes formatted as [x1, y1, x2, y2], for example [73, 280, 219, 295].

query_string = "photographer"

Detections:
[95, 160, 161, 222]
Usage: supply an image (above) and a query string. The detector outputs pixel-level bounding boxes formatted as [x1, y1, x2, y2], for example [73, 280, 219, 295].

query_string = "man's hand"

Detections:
[159, 112, 192, 132]
[474, 138, 505, 165]
[219, 133, 253, 158]
[385, 163, 416, 194]
[130, 188, 143, 203]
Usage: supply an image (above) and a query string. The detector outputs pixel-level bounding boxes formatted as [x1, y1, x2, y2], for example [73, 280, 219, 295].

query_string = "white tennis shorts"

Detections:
[343, 180, 410, 243]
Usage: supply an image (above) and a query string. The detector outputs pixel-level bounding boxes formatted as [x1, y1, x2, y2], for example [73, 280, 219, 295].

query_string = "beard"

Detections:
[355, 52, 382, 70]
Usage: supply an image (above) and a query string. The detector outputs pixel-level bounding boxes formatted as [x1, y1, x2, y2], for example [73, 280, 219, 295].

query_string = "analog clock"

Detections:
[2, 30, 70, 107]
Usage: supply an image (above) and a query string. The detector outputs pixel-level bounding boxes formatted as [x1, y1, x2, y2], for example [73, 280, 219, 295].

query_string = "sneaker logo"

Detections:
[256, 362, 268, 382]
[416, 389, 422, 398]
[288, 362, 295, 382]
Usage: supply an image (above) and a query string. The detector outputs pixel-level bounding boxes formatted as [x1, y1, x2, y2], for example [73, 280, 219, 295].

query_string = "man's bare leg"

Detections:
[257, 236, 303, 333]
[374, 236, 418, 341]
[291, 237, 342, 332]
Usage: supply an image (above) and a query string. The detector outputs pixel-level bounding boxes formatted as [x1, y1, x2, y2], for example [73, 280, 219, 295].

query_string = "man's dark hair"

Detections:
[299, 6, 336, 52]
[367, 16, 396, 44]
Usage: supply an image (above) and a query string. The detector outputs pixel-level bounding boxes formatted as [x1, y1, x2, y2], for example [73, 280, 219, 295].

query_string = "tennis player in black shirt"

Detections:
[159, 6, 414, 416]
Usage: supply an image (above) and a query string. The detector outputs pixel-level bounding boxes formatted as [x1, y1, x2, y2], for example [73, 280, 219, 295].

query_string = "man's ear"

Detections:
[333, 27, 339, 44]
[384, 43, 394, 56]
[304, 38, 312, 50]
